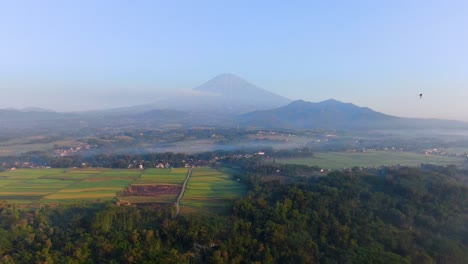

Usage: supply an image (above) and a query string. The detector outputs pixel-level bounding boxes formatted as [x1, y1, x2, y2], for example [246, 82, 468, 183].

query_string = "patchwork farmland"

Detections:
[0, 167, 246, 213]
[0, 168, 142, 205]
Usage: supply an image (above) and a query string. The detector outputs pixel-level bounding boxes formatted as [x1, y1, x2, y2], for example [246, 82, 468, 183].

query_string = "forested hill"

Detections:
[0, 163, 466, 263]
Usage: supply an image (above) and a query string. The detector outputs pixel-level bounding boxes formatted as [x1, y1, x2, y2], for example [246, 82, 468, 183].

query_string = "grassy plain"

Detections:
[276, 151, 464, 169]
[180, 167, 247, 214]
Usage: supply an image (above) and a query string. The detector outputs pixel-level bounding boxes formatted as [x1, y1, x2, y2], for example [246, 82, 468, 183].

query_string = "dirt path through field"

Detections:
[174, 167, 192, 217]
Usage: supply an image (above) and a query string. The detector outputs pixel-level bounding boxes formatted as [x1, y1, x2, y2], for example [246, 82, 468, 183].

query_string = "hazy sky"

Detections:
[1, 0, 467, 121]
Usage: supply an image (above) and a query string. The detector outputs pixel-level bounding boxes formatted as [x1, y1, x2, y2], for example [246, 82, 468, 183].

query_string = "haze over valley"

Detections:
[1, 1, 467, 263]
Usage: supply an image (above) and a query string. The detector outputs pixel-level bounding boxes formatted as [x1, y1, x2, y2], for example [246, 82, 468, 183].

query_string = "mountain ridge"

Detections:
[238, 99, 468, 130]
[2, 74, 467, 131]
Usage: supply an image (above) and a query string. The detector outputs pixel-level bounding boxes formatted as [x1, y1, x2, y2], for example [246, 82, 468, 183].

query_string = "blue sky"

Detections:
[1, 0, 467, 120]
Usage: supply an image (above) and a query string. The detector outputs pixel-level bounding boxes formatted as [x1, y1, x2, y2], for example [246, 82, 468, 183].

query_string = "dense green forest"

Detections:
[0, 164, 467, 263]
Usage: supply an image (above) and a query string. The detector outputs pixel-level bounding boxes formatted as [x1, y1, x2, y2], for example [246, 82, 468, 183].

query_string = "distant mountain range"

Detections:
[239, 99, 468, 130]
[239, 99, 395, 129]
[1, 74, 467, 132]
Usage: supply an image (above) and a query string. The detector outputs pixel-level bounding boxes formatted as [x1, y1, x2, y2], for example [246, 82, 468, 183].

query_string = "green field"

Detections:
[180, 167, 247, 214]
[0, 167, 246, 212]
[0, 168, 142, 204]
[0, 168, 190, 205]
[136, 168, 188, 185]
[276, 151, 464, 169]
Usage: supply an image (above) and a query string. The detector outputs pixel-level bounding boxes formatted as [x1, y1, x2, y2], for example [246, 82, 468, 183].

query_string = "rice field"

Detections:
[137, 168, 188, 185]
[276, 151, 464, 170]
[121, 195, 177, 204]
[0, 168, 143, 205]
[0, 167, 247, 213]
[180, 167, 247, 214]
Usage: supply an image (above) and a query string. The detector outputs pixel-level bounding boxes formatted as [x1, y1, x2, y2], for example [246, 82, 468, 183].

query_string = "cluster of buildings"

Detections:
[424, 148, 463, 157]
[53, 143, 95, 157]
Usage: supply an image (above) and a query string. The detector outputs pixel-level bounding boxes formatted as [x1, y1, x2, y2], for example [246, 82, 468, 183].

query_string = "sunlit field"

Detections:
[136, 168, 187, 185]
[0, 168, 142, 204]
[0, 167, 247, 212]
[180, 167, 247, 214]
